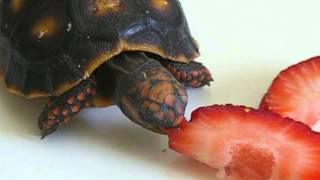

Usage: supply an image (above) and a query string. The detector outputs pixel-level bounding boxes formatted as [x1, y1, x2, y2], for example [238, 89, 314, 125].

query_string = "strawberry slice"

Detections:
[260, 56, 320, 126]
[167, 105, 320, 180]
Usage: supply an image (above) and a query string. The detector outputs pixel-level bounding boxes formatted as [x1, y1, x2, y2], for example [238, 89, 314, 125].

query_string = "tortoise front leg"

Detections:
[161, 60, 213, 88]
[39, 77, 97, 138]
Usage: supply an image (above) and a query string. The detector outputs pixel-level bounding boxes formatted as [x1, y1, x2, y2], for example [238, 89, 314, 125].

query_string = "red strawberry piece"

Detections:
[167, 104, 320, 180]
[260, 56, 320, 126]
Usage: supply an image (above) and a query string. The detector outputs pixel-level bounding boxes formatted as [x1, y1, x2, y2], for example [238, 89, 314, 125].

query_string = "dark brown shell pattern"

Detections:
[0, 0, 199, 98]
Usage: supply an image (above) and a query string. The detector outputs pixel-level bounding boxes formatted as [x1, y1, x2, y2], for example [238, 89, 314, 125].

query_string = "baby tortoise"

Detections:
[0, 0, 212, 138]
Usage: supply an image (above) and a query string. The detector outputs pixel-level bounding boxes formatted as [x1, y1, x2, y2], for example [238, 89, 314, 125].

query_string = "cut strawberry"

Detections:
[167, 104, 320, 180]
[260, 56, 320, 126]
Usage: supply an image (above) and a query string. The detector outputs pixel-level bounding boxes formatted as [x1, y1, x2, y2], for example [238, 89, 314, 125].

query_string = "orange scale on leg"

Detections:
[62, 108, 70, 116]
[77, 92, 86, 101]
[86, 87, 92, 94]
[52, 107, 61, 116]
[192, 71, 199, 77]
[67, 96, 75, 104]
[71, 103, 81, 113]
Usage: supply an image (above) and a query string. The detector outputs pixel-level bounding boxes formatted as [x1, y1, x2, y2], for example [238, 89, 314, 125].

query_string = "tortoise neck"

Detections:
[107, 52, 150, 75]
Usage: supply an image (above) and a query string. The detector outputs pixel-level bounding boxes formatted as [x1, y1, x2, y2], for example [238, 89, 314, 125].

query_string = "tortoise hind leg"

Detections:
[39, 77, 97, 138]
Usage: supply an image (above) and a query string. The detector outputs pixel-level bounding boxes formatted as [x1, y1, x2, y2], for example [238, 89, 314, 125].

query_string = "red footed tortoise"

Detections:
[0, 0, 212, 138]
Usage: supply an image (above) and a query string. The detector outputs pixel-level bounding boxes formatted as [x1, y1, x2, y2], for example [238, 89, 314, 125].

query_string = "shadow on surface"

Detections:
[0, 82, 46, 136]
[0, 82, 216, 179]
[67, 107, 217, 179]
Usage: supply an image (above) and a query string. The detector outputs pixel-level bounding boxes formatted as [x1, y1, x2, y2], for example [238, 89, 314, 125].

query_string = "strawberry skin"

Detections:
[260, 56, 320, 126]
[167, 105, 320, 180]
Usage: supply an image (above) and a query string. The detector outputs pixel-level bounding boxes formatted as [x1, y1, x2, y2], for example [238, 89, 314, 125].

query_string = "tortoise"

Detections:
[0, 0, 212, 138]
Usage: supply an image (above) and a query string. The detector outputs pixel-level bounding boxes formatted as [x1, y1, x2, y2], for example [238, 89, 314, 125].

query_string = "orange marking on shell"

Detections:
[32, 16, 59, 39]
[6, 83, 45, 99]
[10, 0, 23, 14]
[151, 0, 170, 11]
[89, 0, 121, 16]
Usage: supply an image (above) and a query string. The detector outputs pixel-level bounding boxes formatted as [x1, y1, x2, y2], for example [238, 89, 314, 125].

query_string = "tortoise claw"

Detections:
[41, 130, 56, 140]
[38, 111, 61, 139]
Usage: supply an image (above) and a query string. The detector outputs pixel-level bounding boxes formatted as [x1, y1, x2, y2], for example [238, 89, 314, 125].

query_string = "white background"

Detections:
[1, 0, 320, 179]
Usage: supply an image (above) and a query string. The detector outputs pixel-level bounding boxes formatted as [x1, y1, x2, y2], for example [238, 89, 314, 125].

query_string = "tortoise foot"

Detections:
[161, 60, 213, 88]
[39, 78, 97, 138]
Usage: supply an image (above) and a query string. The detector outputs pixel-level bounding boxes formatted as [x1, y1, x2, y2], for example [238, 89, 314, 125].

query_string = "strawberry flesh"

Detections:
[167, 104, 320, 180]
[260, 56, 320, 126]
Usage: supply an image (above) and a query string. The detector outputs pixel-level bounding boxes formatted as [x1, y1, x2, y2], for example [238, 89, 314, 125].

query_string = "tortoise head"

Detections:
[110, 52, 188, 133]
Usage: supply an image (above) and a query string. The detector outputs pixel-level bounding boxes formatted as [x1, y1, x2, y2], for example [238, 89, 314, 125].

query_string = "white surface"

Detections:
[1, 0, 320, 179]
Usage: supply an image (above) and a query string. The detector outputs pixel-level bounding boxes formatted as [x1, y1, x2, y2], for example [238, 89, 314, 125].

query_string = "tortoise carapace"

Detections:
[0, 0, 213, 137]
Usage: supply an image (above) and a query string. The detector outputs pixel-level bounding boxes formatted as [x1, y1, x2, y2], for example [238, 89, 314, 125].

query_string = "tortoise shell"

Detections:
[0, 0, 199, 98]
